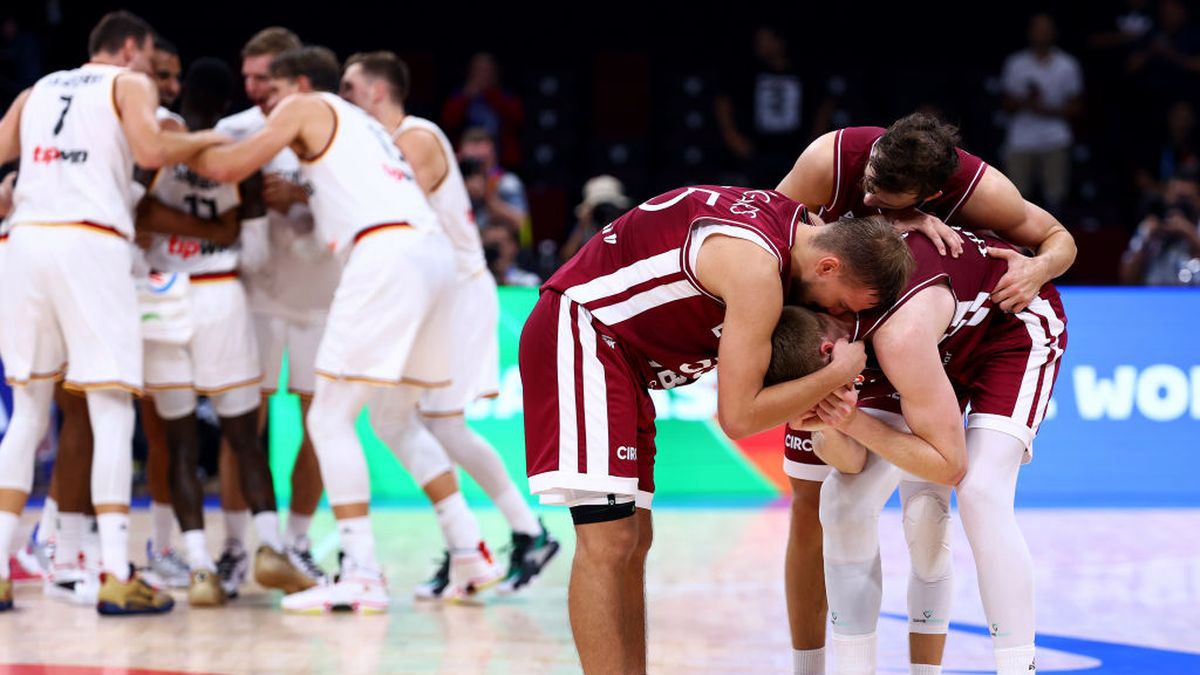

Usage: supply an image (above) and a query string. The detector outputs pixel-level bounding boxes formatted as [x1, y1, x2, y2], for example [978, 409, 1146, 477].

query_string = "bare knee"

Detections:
[575, 516, 640, 569]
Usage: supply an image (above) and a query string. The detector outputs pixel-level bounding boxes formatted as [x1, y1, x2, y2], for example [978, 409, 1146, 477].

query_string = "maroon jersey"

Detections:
[819, 127, 988, 225]
[851, 228, 1059, 411]
[544, 185, 807, 390]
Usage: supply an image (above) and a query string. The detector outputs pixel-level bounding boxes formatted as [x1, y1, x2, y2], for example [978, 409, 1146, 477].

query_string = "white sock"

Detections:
[150, 501, 175, 550]
[96, 513, 131, 581]
[336, 516, 378, 571]
[910, 664, 942, 675]
[253, 511, 283, 552]
[793, 647, 825, 675]
[831, 632, 876, 675]
[183, 530, 213, 571]
[37, 497, 58, 544]
[493, 485, 541, 537]
[433, 492, 482, 553]
[995, 644, 1036, 675]
[82, 516, 100, 572]
[0, 512, 18, 579]
[223, 509, 249, 550]
[55, 513, 86, 567]
[285, 512, 313, 549]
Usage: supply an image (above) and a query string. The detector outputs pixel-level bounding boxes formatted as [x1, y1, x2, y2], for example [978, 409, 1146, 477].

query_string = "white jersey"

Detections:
[144, 149, 242, 274]
[217, 106, 339, 321]
[11, 64, 137, 237]
[301, 93, 439, 253]
[395, 116, 487, 279]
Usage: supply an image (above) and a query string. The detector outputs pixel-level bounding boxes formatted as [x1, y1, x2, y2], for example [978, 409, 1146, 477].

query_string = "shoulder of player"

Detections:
[872, 283, 954, 346]
[396, 125, 443, 153]
[954, 165, 1025, 229]
[114, 69, 155, 94]
[695, 234, 779, 288]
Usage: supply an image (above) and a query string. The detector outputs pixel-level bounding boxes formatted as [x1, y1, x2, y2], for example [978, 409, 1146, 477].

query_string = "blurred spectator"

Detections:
[152, 36, 181, 108]
[1126, 0, 1200, 106]
[1001, 13, 1083, 214]
[1088, 0, 1155, 53]
[0, 11, 43, 102]
[559, 175, 630, 262]
[1135, 100, 1200, 199]
[482, 223, 540, 287]
[442, 52, 525, 169]
[714, 26, 834, 186]
[1121, 170, 1200, 285]
[459, 127, 530, 239]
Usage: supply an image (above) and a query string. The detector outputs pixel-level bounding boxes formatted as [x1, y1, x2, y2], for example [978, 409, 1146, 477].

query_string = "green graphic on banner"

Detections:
[267, 287, 776, 505]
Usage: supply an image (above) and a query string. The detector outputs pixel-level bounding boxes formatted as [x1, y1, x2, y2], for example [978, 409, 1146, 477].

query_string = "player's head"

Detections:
[794, 215, 913, 316]
[88, 11, 155, 73]
[268, 46, 341, 111]
[764, 307, 852, 386]
[864, 112, 960, 210]
[241, 27, 301, 111]
[341, 51, 410, 115]
[151, 36, 181, 107]
[179, 58, 235, 131]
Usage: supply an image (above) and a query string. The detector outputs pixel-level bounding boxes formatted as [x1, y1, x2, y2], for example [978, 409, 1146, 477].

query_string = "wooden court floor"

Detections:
[1, 507, 1198, 674]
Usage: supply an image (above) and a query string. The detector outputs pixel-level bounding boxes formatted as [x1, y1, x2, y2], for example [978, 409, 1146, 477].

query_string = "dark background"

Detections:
[1, 1, 1180, 283]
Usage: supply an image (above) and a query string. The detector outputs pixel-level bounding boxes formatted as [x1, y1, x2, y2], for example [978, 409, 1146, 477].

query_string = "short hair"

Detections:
[461, 127, 493, 145]
[345, 51, 411, 103]
[88, 11, 154, 57]
[868, 112, 961, 200]
[182, 57, 235, 121]
[764, 307, 830, 386]
[270, 46, 341, 93]
[812, 215, 915, 308]
[153, 35, 178, 56]
[242, 27, 301, 58]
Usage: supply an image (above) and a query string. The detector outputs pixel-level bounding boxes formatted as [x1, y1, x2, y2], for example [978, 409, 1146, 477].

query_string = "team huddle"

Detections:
[0, 9, 1077, 675]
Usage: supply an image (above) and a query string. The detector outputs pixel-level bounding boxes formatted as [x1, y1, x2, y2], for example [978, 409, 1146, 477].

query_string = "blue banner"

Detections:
[1019, 287, 1200, 506]
[0, 358, 9, 444]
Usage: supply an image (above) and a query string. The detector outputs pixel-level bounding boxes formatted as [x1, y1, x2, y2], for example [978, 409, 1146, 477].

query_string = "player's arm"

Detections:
[774, 131, 837, 207]
[0, 88, 30, 164]
[115, 74, 225, 169]
[190, 94, 308, 184]
[697, 236, 866, 440]
[395, 128, 449, 196]
[830, 286, 967, 485]
[135, 198, 240, 246]
[956, 166, 1077, 312]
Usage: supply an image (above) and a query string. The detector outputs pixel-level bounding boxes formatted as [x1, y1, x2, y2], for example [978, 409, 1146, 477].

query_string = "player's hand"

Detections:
[988, 246, 1047, 313]
[891, 210, 963, 258]
[828, 339, 866, 382]
[787, 410, 827, 432]
[815, 385, 858, 429]
[264, 173, 306, 212]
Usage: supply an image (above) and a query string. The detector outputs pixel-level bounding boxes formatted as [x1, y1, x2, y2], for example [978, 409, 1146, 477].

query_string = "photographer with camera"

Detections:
[559, 175, 630, 263]
[1121, 169, 1200, 285]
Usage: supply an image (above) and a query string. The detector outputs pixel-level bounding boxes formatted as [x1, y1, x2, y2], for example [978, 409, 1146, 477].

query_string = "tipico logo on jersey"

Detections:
[32, 145, 88, 164]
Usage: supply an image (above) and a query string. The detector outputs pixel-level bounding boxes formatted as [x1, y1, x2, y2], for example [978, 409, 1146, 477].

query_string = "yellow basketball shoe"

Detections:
[254, 546, 317, 594]
[96, 569, 175, 615]
[188, 568, 226, 607]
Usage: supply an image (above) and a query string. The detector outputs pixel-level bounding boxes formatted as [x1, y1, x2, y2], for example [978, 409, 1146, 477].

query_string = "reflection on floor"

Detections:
[1, 507, 1198, 674]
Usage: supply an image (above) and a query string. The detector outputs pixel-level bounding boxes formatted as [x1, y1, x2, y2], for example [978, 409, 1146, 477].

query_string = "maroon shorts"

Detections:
[783, 427, 832, 482]
[964, 288, 1068, 454]
[520, 291, 657, 508]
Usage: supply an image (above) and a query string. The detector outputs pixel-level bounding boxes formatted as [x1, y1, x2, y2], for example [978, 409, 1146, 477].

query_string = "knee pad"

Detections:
[0, 405, 51, 492]
[153, 388, 197, 420]
[903, 489, 952, 582]
[382, 418, 452, 487]
[820, 476, 884, 563]
[212, 385, 259, 418]
[87, 389, 134, 505]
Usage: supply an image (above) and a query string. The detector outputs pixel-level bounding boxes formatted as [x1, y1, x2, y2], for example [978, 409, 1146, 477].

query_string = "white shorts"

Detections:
[315, 227, 455, 387]
[256, 313, 326, 397]
[144, 275, 261, 394]
[0, 224, 142, 393]
[419, 270, 501, 416]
